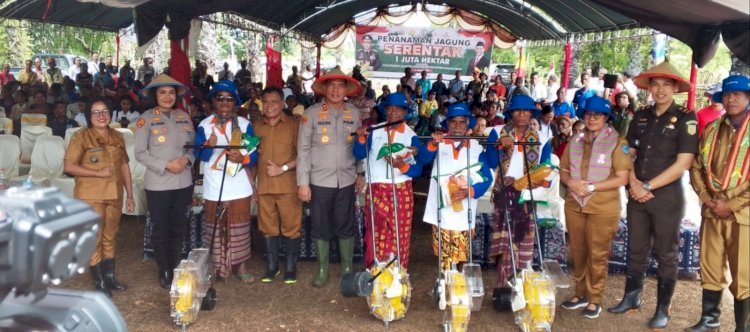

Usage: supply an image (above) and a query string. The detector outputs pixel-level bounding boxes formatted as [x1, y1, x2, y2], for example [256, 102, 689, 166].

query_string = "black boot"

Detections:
[100, 258, 127, 291]
[90, 264, 112, 297]
[284, 237, 301, 285]
[649, 278, 676, 329]
[685, 289, 722, 331]
[608, 273, 644, 314]
[736, 298, 749, 332]
[261, 236, 281, 283]
[158, 265, 173, 290]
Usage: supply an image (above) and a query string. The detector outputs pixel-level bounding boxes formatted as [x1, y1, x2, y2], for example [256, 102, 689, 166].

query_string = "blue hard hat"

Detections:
[441, 102, 476, 130]
[504, 94, 540, 119]
[207, 80, 243, 106]
[383, 92, 409, 110]
[576, 95, 612, 119]
[712, 75, 750, 103]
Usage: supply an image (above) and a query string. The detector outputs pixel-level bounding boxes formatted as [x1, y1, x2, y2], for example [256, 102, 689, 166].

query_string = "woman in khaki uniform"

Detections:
[559, 96, 632, 318]
[64, 95, 134, 297]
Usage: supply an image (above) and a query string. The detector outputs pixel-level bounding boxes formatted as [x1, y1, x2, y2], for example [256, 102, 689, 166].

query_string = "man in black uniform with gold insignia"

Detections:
[608, 62, 699, 330]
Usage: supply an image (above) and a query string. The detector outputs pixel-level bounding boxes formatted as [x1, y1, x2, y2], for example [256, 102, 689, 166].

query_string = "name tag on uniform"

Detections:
[343, 120, 355, 125]
[317, 121, 331, 126]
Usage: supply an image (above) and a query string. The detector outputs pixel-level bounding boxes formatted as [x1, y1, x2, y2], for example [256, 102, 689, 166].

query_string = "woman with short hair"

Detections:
[64, 95, 134, 297]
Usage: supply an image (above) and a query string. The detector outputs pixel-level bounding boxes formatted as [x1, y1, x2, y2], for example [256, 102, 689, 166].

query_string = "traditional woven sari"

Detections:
[490, 124, 539, 285]
[203, 196, 252, 279]
[364, 182, 414, 268]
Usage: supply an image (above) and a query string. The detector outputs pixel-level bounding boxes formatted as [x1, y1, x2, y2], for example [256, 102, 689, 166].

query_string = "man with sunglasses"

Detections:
[609, 62, 698, 330]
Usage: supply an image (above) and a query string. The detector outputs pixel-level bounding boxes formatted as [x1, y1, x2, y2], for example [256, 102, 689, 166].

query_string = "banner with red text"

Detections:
[355, 25, 494, 78]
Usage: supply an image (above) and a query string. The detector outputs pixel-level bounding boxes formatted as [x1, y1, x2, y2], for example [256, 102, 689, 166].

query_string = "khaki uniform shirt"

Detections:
[255, 115, 299, 195]
[560, 136, 633, 215]
[134, 108, 195, 191]
[297, 102, 361, 188]
[690, 116, 750, 225]
[64, 127, 128, 201]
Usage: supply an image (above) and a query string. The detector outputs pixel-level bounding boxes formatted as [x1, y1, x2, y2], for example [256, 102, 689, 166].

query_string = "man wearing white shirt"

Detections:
[545, 74, 560, 104]
[217, 62, 234, 82]
[68, 57, 82, 79]
[530, 72, 547, 103]
[88, 53, 100, 75]
[622, 72, 638, 100]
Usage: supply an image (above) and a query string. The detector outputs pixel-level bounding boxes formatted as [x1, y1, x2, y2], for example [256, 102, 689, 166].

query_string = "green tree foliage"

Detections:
[0, 20, 33, 66]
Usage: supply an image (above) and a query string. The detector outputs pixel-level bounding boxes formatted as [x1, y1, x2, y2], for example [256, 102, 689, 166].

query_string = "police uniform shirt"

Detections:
[297, 102, 361, 189]
[626, 102, 698, 184]
[134, 107, 195, 191]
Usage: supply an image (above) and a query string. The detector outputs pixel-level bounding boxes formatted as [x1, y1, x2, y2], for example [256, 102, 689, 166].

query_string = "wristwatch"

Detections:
[587, 183, 596, 192]
[282, 164, 289, 172]
[642, 181, 652, 191]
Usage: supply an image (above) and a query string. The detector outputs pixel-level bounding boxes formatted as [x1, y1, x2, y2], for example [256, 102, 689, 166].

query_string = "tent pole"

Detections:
[116, 34, 120, 68]
[516, 44, 524, 78]
[562, 40, 572, 90]
[316, 42, 322, 78]
[688, 60, 697, 110]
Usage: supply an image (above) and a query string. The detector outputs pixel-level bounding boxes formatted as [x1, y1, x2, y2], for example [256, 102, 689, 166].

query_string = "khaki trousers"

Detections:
[565, 206, 620, 304]
[700, 217, 749, 300]
[87, 199, 123, 266]
[258, 193, 302, 238]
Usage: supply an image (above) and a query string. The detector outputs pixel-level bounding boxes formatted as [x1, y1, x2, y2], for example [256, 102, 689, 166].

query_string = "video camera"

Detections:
[0, 187, 126, 331]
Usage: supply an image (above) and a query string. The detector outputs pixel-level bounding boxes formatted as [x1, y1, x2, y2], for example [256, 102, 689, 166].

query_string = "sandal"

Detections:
[238, 273, 256, 284]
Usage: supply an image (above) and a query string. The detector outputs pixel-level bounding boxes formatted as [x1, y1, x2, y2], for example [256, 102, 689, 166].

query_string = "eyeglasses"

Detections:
[214, 95, 235, 103]
[583, 112, 605, 119]
[91, 110, 110, 117]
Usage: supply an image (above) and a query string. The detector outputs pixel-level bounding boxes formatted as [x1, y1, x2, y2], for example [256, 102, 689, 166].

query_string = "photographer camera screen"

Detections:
[0, 187, 126, 331]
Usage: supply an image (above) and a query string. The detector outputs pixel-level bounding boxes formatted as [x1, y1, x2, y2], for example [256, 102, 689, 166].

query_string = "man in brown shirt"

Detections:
[254, 86, 302, 284]
[687, 75, 749, 332]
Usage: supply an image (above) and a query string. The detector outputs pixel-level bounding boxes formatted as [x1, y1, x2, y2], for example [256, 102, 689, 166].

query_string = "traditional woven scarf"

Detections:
[701, 113, 750, 192]
[493, 125, 540, 192]
[569, 126, 619, 207]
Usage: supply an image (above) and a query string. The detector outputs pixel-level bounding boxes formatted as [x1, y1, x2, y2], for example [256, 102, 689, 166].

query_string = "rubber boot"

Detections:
[261, 236, 281, 283]
[684, 289, 722, 331]
[736, 298, 750, 332]
[284, 237, 301, 284]
[100, 258, 127, 291]
[338, 237, 355, 274]
[311, 240, 330, 288]
[90, 264, 112, 297]
[649, 278, 676, 329]
[608, 273, 644, 314]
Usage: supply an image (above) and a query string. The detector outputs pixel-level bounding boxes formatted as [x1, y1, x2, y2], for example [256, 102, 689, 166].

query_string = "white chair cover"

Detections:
[29, 135, 65, 180]
[20, 126, 52, 163]
[109, 122, 121, 129]
[117, 128, 147, 215]
[20, 113, 48, 127]
[0, 135, 21, 178]
[64, 127, 83, 148]
[0, 118, 12, 135]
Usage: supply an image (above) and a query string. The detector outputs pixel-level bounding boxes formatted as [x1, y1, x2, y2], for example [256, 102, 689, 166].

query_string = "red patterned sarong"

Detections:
[364, 182, 414, 268]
